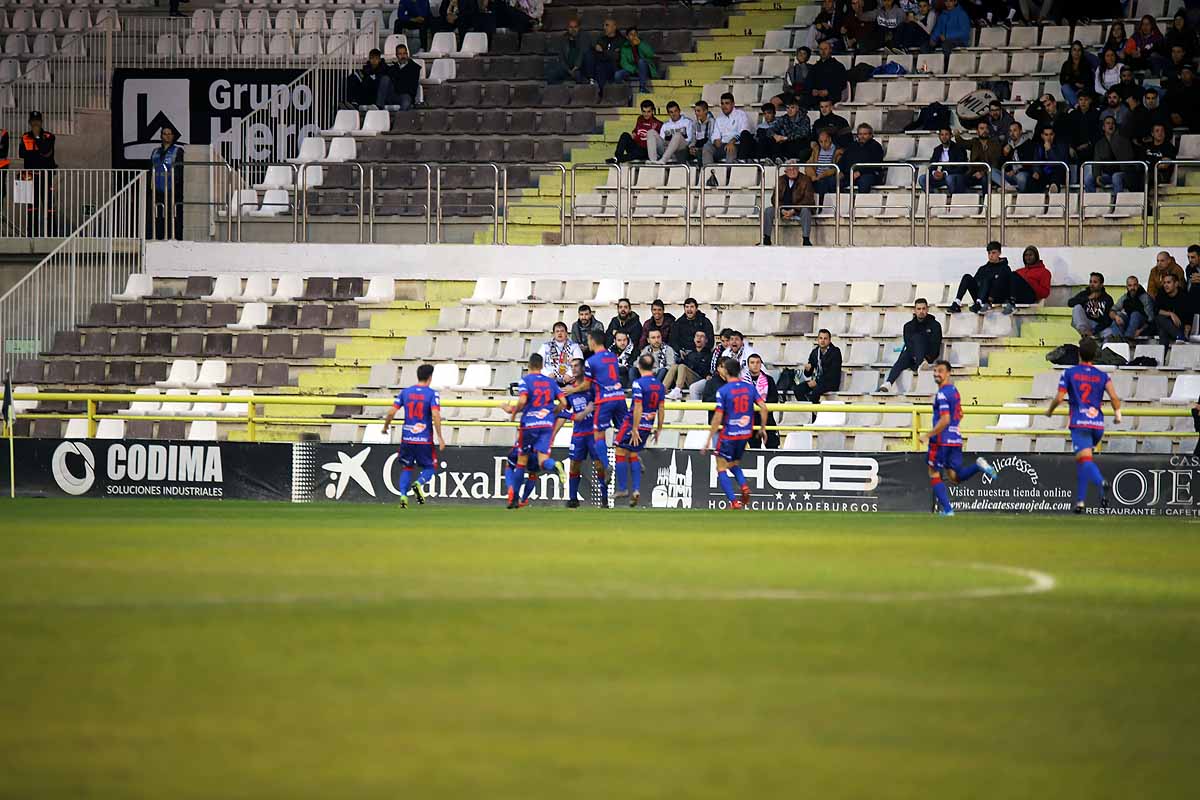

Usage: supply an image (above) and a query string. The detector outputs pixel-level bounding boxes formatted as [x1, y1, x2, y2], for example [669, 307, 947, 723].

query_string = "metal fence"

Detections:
[0, 169, 143, 239]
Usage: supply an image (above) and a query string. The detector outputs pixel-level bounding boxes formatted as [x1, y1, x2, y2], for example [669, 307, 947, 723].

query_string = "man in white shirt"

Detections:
[721, 330, 759, 379]
[646, 100, 693, 163]
[712, 92, 754, 162]
[539, 321, 583, 386]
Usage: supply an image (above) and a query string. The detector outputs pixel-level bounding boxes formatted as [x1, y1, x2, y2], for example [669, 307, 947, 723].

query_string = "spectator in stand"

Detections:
[959, 119, 1004, 189]
[1166, 64, 1199, 131]
[1148, 250, 1186, 300]
[393, 0, 434, 52]
[466, 0, 498, 39]
[1059, 42, 1095, 108]
[1028, 127, 1070, 192]
[1094, 48, 1122, 96]
[690, 329, 731, 400]
[768, 98, 812, 162]
[1019, 0, 1057, 24]
[647, 101, 693, 163]
[1027, 93, 1069, 138]
[1001, 120, 1035, 192]
[808, 40, 848, 107]
[546, 17, 593, 85]
[610, 330, 635, 388]
[713, 93, 754, 162]
[688, 100, 717, 167]
[1163, 44, 1192, 85]
[669, 298, 715, 355]
[434, 0, 470, 45]
[926, 0, 970, 71]
[609, 100, 661, 163]
[838, 123, 885, 194]
[763, 161, 816, 247]
[639, 300, 675, 348]
[150, 124, 184, 241]
[812, 98, 852, 146]
[1153, 273, 1193, 344]
[1186, 244, 1200, 303]
[1085, 116, 1135, 194]
[985, 100, 1014, 139]
[1099, 88, 1130, 130]
[664, 329, 712, 400]
[1165, 11, 1198, 60]
[949, 241, 1017, 315]
[1068, 272, 1115, 337]
[378, 44, 421, 110]
[590, 18, 624, 90]
[570, 304, 605, 348]
[878, 298, 942, 393]
[1142, 88, 1171, 135]
[807, 128, 843, 195]
[721, 330, 758, 380]
[783, 328, 842, 404]
[1013, 245, 1053, 307]
[1099, 23, 1128, 60]
[606, 299, 641, 348]
[540, 322, 584, 386]
[499, 0, 543, 34]
[1112, 65, 1143, 103]
[634, 329, 676, 384]
[775, 47, 811, 110]
[840, 0, 880, 54]
[808, 0, 843, 51]
[745, 354, 780, 449]
[346, 49, 387, 109]
[1065, 91, 1100, 167]
[615, 27, 657, 94]
[1121, 91, 1153, 150]
[1104, 275, 1155, 340]
[873, 0, 907, 51]
[920, 125, 968, 194]
[894, 0, 937, 52]
[754, 104, 780, 160]
[1127, 15, 1168, 75]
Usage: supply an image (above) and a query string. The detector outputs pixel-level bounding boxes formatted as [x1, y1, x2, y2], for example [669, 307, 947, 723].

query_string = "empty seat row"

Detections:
[420, 80, 632, 109]
[14, 417, 220, 442]
[2, 32, 86, 58]
[541, 4, 726, 33]
[43, 330, 330, 359]
[114, 273, 392, 304]
[386, 108, 598, 137]
[192, 7, 390, 35]
[0, 8, 104, 34]
[0, 56, 48, 83]
[76, 299, 359, 329]
[155, 30, 382, 58]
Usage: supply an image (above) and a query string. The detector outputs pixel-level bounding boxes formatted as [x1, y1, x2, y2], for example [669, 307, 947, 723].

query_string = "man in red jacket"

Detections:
[1012, 245, 1052, 306]
[609, 100, 662, 163]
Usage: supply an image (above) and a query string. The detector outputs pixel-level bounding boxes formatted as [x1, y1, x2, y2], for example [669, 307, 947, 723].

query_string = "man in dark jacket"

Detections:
[347, 49, 387, 108]
[1086, 115, 1136, 194]
[664, 329, 712, 400]
[949, 241, 1017, 314]
[669, 298, 715, 354]
[1165, 64, 1199, 132]
[811, 98, 852, 146]
[879, 298, 942, 392]
[838, 123, 885, 193]
[1068, 271, 1115, 338]
[20, 111, 57, 236]
[638, 300, 675, 348]
[921, 125, 968, 194]
[1152, 272, 1193, 344]
[1104, 274, 1155, 340]
[546, 16, 593, 84]
[570, 304, 606, 347]
[784, 328, 842, 403]
[393, 0, 434, 51]
[1026, 94, 1070, 137]
[807, 40, 847, 106]
[1064, 91, 1101, 166]
[605, 298, 642, 347]
[590, 17, 624, 89]
[379, 44, 421, 110]
[958, 119, 1004, 190]
[1185, 244, 1200, 305]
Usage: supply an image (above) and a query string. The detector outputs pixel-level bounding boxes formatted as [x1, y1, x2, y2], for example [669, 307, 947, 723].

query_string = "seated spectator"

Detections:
[745, 354, 780, 449]
[546, 17, 593, 85]
[775, 47, 811, 110]
[669, 297, 715, 354]
[873, 0, 906, 51]
[1001, 120, 1035, 192]
[985, 100, 1014, 139]
[378, 44, 421, 110]
[838, 123, 885, 193]
[1059, 43, 1095, 109]
[497, 0, 543, 35]
[1068, 272, 1115, 337]
[1143, 88, 1171, 135]
[959, 119, 1004, 189]
[763, 161, 816, 247]
[949, 241, 1016, 314]
[639, 299, 675, 348]
[346, 49, 387, 109]
[754, 103, 780, 159]
[690, 329, 732, 400]
[1112, 65, 1142, 103]
[687, 101, 717, 166]
[1026, 94, 1069, 138]
[1186, 244, 1200, 302]
[664, 329, 712, 401]
[878, 298, 942, 393]
[1028, 127, 1070, 192]
[1165, 64, 1199, 132]
[647, 101, 693, 163]
[466, 0, 498, 39]
[768, 98, 812, 161]
[780, 328, 842, 403]
[920, 125, 968, 194]
[540, 322, 584, 385]
[1065, 92, 1101, 166]
[609, 100, 662, 163]
[721, 330, 759, 380]
[807, 40, 848, 106]
[1104, 275, 1155, 340]
[633, 329, 676, 384]
[807, 128, 844, 195]
[1099, 23, 1128, 62]
[435, 0, 470, 43]
[605, 298, 641, 346]
[1164, 10, 1197, 62]
[610, 330, 636, 389]
[811, 98, 852, 146]
[1121, 91, 1153, 148]
[394, 0, 434, 51]
[894, 0, 937, 52]
[1148, 250, 1185, 300]
[615, 27, 657, 94]
[925, 0, 970, 70]
[1098, 88, 1129, 130]
[590, 17, 624, 89]
[1018, 0, 1056, 24]
[807, 0, 844, 52]
[840, 0, 880, 53]
[1163, 44, 1192, 85]
[1013, 245, 1053, 307]
[1094, 48, 1122, 96]
[1127, 15, 1167, 75]
[713, 93, 754, 162]
[570, 304, 606, 347]
[1153, 273, 1193, 344]
[1085, 116, 1135, 194]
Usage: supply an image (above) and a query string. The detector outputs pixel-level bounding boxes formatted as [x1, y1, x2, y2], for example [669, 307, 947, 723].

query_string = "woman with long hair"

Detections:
[1059, 41, 1095, 107]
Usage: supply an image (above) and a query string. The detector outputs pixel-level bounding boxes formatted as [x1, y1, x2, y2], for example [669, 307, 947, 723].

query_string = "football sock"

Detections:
[398, 467, 414, 496]
[615, 454, 628, 492]
[1076, 456, 1103, 503]
[956, 462, 981, 482]
[569, 474, 581, 501]
[730, 465, 747, 489]
[417, 468, 435, 486]
[520, 477, 536, 502]
[542, 457, 558, 474]
[630, 455, 642, 493]
[931, 475, 952, 513]
[596, 468, 609, 505]
[510, 467, 526, 499]
[718, 471, 737, 502]
[594, 435, 609, 469]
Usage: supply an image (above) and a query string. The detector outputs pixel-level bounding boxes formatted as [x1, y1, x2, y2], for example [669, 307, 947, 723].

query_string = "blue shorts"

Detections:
[1070, 427, 1103, 453]
[569, 434, 603, 463]
[518, 428, 554, 457]
[716, 436, 749, 463]
[927, 442, 963, 473]
[616, 417, 652, 453]
[399, 441, 437, 469]
[593, 400, 627, 433]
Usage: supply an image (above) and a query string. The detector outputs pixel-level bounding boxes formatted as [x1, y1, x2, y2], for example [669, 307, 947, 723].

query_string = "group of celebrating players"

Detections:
[382, 333, 1121, 515]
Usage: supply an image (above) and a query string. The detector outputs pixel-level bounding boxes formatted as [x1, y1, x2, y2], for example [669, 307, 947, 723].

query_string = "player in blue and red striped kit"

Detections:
[561, 358, 608, 509]
[502, 353, 567, 509]
[381, 363, 446, 509]
[919, 360, 997, 517]
[1046, 337, 1122, 513]
[615, 355, 666, 507]
[701, 358, 768, 509]
[563, 329, 628, 487]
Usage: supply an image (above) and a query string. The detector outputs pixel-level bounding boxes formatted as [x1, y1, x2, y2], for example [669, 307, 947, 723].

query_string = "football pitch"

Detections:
[1, 500, 1198, 799]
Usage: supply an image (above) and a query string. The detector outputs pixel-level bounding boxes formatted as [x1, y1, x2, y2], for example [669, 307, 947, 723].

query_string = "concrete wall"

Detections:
[54, 110, 113, 171]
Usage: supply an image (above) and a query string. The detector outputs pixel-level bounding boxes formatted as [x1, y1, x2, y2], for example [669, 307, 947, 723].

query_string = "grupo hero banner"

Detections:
[111, 68, 310, 169]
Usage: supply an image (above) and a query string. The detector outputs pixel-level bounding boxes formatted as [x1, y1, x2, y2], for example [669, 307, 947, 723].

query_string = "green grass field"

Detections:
[1, 500, 1198, 799]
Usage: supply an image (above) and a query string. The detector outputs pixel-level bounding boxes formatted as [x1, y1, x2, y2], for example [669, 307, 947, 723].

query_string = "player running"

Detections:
[502, 353, 567, 509]
[701, 358, 768, 509]
[563, 329, 628, 491]
[615, 355, 666, 507]
[561, 358, 608, 509]
[1046, 336, 1122, 513]
[919, 360, 998, 517]
[381, 363, 446, 509]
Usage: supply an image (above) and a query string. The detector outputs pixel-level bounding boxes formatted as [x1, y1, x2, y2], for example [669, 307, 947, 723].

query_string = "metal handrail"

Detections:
[772, 162, 841, 246]
[570, 162, 622, 245]
[150, 160, 238, 242]
[365, 162, 433, 244]
[1152, 159, 1200, 246]
[501, 163, 568, 245]
[998, 160, 1070, 246]
[697, 162, 766, 246]
[299, 161, 365, 242]
[1078, 160, 1148, 246]
[848, 161, 917, 247]
[915, 160, 992, 246]
[622, 162, 692, 246]
[434, 163, 499, 244]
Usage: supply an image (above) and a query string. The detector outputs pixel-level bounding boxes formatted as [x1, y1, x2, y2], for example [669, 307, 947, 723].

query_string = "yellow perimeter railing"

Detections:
[6, 392, 1193, 451]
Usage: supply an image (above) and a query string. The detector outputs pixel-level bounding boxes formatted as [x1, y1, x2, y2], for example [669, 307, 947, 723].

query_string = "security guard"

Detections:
[19, 111, 56, 236]
[150, 124, 185, 240]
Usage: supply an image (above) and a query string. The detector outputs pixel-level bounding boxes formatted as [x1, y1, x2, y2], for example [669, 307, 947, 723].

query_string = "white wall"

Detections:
[146, 243, 1173, 286]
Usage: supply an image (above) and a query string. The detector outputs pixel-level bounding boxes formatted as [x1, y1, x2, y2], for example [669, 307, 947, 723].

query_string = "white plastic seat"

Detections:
[252, 190, 291, 217]
[354, 277, 396, 303]
[227, 302, 268, 331]
[288, 137, 326, 164]
[988, 403, 1031, 431]
[782, 431, 814, 451]
[426, 31, 457, 57]
[230, 189, 258, 218]
[220, 8, 244, 31]
[463, 278, 502, 305]
[113, 273, 154, 301]
[237, 275, 272, 303]
[496, 278, 534, 305]
[302, 9, 328, 31]
[240, 33, 265, 57]
[298, 33, 323, 56]
[454, 363, 492, 391]
[360, 109, 390, 135]
[191, 8, 215, 30]
[187, 421, 219, 441]
[64, 419, 88, 439]
[188, 360, 228, 389]
[325, 137, 356, 162]
[121, 388, 162, 417]
[253, 165, 296, 191]
[67, 9, 92, 31]
[360, 423, 393, 444]
[457, 31, 487, 56]
[157, 360, 200, 389]
[430, 363, 460, 389]
[201, 274, 242, 302]
[424, 58, 456, 84]
[93, 419, 124, 440]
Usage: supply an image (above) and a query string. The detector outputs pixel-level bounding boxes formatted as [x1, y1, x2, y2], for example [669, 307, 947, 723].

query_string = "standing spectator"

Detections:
[960, 119, 1004, 189]
[691, 329, 732, 400]
[777, 47, 811, 110]
[838, 123, 885, 194]
[949, 241, 1016, 314]
[687, 100, 717, 167]
[347, 49, 387, 109]
[784, 328, 842, 403]
[1001, 120, 1035, 192]
[1147, 250, 1185, 300]
[807, 128, 843, 195]
[925, 0, 970, 71]
[0, 125, 8, 172]
[811, 98, 852, 146]
[713, 93, 754, 162]
[570, 304, 605, 347]
[647, 101, 692, 163]
[539, 322, 584, 386]
[1028, 127, 1070, 192]
[609, 100, 661, 163]
[1068, 272, 1115, 337]
[669, 298, 715, 354]
[546, 17, 592, 85]
[769, 98, 812, 161]
[590, 17, 624, 90]
[1165, 64, 1199, 132]
[605, 298, 642, 347]
[20, 111, 57, 237]
[379, 44, 421, 110]
[721, 330, 759, 380]
[150, 124, 184, 241]
[1185, 244, 1200, 304]
[610, 330, 636, 389]
[639, 300, 675, 348]
[745, 354, 780, 450]
[1152, 273, 1193, 344]
[763, 162, 815, 247]
[754, 104, 780, 160]
[1059, 43, 1095, 108]
[920, 125, 968, 194]
[664, 329, 711, 400]
[1085, 116, 1135, 194]
[634, 329, 675, 384]
[1104, 275, 1155, 340]
[1094, 48, 1122, 96]
[808, 40, 848, 106]
[878, 298, 941, 393]
[393, 0, 434, 52]
[615, 27, 657, 94]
